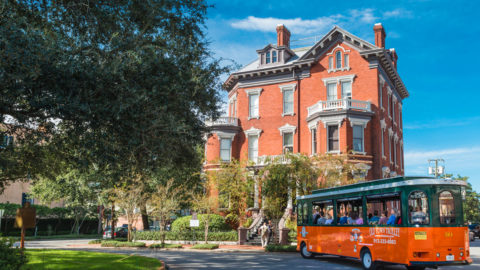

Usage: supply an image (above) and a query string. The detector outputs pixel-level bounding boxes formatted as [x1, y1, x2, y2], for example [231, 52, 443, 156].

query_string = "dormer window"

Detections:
[266, 52, 271, 64]
[272, 51, 277, 63]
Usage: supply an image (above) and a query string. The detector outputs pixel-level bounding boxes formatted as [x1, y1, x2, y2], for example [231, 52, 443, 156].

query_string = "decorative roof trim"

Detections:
[326, 44, 351, 55]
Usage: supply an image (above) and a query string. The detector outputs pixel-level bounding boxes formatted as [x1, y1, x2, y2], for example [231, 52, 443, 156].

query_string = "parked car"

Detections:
[103, 227, 129, 239]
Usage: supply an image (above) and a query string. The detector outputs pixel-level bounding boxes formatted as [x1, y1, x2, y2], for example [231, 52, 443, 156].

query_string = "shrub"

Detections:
[0, 237, 28, 269]
[100, 241, 146, 247]
[224, 213, 239, 230]
[288, 230, 297, 243]
[149, 243, 182, 249]
[88, 239, 102, 244]
[243, 217, 253, 228]
[134, 230, 237, 242]
[191, 243, 219, 250]
[171, 214, 228, 232]
[265, 244, 297, 252]
[284, 218, 297, 232]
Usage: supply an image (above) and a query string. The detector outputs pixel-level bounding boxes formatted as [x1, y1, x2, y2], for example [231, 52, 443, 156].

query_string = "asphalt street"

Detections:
[23, 239, 480, 270]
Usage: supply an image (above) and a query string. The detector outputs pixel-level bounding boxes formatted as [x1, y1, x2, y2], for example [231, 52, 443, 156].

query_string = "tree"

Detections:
[110, 177, 147, 242]
[445, 174, 480, 223]
[148, 178, 183, 245]
[190, 178, 217, 244]
[260, 153, 319, 220]
[210, 160, 252, 227]
[1, 0, 229, 190]
[30, 170, 98, 234]
[314, 153, 366, 188]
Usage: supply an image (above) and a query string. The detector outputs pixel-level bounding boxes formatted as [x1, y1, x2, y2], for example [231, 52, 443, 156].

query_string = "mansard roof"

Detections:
[223, 25, 409, 99]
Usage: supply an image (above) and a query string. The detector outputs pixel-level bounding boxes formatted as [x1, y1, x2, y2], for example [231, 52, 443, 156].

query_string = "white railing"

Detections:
[205, 117, 238, 127]
[307, 99, 371, 117]
[254, 155, 290, 166]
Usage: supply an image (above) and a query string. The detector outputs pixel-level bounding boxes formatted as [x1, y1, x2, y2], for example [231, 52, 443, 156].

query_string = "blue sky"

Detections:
[204, 0, 480, 190]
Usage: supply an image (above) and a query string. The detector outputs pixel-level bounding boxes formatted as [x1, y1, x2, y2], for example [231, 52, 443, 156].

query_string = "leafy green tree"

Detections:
[445, 174, 480, 223]
[0, 0, 229, 191]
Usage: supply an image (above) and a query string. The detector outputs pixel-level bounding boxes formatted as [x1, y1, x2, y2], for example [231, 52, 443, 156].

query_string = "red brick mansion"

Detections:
[204, 23, 408, 181]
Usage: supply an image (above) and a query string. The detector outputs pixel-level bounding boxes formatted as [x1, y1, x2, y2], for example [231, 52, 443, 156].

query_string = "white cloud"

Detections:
[383, 8, 413, 19]
[230, 15, 339, 35]
[230, 8, 408, 35]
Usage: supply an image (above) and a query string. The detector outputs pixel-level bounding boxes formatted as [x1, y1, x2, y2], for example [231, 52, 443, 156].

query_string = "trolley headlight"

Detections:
[460, 252, 464, 257]
[436, 253, 440, 257]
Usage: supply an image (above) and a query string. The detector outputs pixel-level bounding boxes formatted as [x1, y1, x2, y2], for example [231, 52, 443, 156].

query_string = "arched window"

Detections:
[335, 51, 342, 69]
[266, 52, 271, 64]
[272, 51, 277, 62]
[408, 191, 430, 225]
[439, 191, 456, 224]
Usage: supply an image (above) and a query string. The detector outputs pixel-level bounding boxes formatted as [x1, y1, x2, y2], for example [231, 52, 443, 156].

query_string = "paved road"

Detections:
[23, 239, 480, 270]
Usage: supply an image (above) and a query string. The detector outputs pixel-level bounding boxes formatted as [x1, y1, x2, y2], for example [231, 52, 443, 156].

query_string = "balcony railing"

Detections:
[254, 155, 291, 166]
[307, 99, 371, 117]
[205, 117, 239, 127]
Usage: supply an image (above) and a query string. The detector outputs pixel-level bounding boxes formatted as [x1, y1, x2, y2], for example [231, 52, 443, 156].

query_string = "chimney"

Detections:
[390, 48, 398, 69]
[373, 23, 386, 48]
[276, 24, 291, 48]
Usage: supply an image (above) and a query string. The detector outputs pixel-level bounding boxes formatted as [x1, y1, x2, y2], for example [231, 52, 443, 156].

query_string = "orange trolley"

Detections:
[296, 176, 472, 270]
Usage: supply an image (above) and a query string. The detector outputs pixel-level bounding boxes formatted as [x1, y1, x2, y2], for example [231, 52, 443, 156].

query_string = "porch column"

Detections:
[254, 175, 259, 209]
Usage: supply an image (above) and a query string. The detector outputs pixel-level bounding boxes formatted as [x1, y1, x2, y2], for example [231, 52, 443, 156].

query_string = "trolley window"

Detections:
[337, 197, 364, 225]
[366, 193, 402, 225]
[312, 200, 334, 225]
[439, 191, 456, 225]
[408, 191, 430, 225]
[297, 202, 303, 225]
[302, 202, 308, 224]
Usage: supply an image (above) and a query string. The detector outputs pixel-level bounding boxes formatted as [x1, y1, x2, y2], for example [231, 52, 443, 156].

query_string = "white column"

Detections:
[254, 176, 259, 209]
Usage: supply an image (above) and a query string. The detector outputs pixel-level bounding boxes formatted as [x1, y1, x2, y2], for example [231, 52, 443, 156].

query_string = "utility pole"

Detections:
[428, 159, 445, 178]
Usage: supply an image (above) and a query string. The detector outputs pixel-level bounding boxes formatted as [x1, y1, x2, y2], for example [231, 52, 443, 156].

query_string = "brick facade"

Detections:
[205, 23, 408, 181]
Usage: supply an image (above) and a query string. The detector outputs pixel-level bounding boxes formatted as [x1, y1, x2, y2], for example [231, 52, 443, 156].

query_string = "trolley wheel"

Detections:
[360, 248, 377, 270]
[407, 267, 425, 270]
[300, 242, 313, 259]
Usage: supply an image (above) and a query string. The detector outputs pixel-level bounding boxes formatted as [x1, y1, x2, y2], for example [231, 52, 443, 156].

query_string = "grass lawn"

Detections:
[22, 249, 163, 270]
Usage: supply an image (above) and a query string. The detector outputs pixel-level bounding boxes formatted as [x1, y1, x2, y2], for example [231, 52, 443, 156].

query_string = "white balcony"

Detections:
[205, 117, 239, 127]
[307, 99, 371, 117]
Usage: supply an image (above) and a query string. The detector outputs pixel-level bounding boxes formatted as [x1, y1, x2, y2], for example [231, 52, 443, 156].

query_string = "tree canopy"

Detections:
[0, 0, 229, 189]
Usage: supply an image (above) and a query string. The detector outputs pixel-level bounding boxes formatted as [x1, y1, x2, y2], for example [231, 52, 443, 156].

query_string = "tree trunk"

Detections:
[97, 205, 103, 234]
[140, 204, 149, 231]
[111, 203, 115, 239]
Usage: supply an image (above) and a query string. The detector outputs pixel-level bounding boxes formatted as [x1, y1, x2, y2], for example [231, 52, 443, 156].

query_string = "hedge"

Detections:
[149, 243, 182, 249]
[134, 230, 237, 242]
[171, 214, 229, 232]
[191, 243, 219, 250]
[265, 244, 297, 252]
[101, 241, 146, 247]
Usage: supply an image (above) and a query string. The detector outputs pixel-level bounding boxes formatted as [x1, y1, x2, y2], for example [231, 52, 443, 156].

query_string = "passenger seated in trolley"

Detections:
[386, 208, 397, 225]
[317, 211, 326, 225]
[325, 213, 333, 224]
[312, 206, 320, 223]
[368, 210, 380, 224]
[378, 211, 388, 225]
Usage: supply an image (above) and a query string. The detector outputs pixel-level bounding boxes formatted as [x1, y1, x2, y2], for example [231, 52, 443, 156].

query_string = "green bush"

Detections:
[284, 218, 297, 232]
[288, 230, 297, 243]
[134, 230, 237, 242]
[171, 214, 229, 232]
[0, 237, 28, 269]
[224, 213, 239, 230]
[191, 243, 219, 250]
[265, 244, 297, 252]
[243, 217, 253, 228]
[88, 239, 102, 244]
[100, 241, 145, 248]
[149, 243, 182, 249]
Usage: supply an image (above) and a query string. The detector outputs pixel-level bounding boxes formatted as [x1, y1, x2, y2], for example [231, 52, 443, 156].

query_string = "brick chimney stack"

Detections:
[390, 48, 398, 69]
[373, 23, 386, 48]
[276, 24, 291, 48]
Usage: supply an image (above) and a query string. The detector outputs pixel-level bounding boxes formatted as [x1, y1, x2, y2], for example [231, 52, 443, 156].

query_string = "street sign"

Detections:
[190, 219, 199, 227]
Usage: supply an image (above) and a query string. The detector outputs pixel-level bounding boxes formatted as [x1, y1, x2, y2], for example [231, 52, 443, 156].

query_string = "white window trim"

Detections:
[245, 88, 262, 120]
[216, 132, 235, 162]
[322, 74, 356, 87]
[247, 134, 259, 162]
[379, 74, 385, 111]
[279, 83, 297, 116]
[326, 45, 351, 73]
[380, 119, 386, 159]
[326, 124, 341, 154]
[244, 127, 262, 137]
[310, 127, 317, 156]
[349, 117, 370, 155]
[278, 123, 296, 135]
